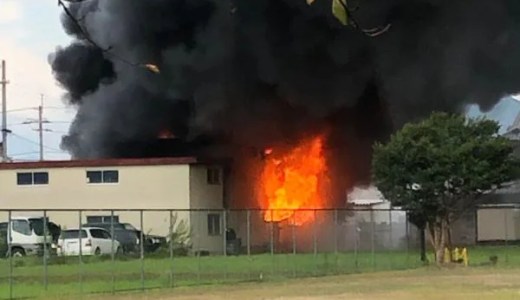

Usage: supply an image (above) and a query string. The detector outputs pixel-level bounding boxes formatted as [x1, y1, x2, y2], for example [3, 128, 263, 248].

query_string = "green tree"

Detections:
[372, 112, 516, 264]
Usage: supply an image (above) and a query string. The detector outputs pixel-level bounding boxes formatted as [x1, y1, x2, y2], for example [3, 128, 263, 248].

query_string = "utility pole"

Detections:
[38, 94, 44, 161]
[1, 60, 9, 161]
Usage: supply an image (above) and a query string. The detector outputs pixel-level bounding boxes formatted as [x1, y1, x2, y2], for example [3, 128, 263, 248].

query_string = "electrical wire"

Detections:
[9, 132, 65, 153]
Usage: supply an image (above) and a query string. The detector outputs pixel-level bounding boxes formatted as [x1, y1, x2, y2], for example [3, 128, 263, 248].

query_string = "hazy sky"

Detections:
[0, 0, 74, 160]
[0, 0, 519, 161]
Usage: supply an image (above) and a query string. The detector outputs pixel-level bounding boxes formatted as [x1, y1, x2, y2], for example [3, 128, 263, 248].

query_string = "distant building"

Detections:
[474, 111, 520, 243]
[0, 157, 225, 253]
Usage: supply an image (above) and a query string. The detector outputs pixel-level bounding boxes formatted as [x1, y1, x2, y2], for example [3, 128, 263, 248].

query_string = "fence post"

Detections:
[8, 210, 13, 300]
[313, 209, 318, 276]
[169, 210, 174, 288]
[223, 209, 228, 281]
[405, 212, 410, 265]
[140, 210, 145, 291]
[370, 210, 375, 270]
[354, 212, 359, 271]
[43, 210, 48, 291]
[110, 210, 115, 294]
[246, 209, 252, 281]
[270, 210, 274, 256]
[313, 209, 318, 257]
[334, 209, 338, 274]
[270, 209, 274, 279]
[78, 210, 83, 295]
[197, 211, 202, 284]
[504, 209, 509, 263]
[292, 211, 296, 278]
[389, 209, 393, 269]
[223, 209, 227, 257]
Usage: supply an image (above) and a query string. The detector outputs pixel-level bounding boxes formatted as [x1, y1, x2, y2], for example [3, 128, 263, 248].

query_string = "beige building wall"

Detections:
[0, 164, 225, 254]
[189, 165, 224, 253]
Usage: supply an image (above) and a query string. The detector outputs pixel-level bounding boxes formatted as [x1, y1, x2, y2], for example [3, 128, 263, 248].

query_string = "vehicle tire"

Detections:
[94, 248, 101, 256]
[11, 248, 25, 257]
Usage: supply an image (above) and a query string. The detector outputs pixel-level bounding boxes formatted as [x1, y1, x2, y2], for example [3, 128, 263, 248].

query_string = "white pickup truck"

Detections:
[0, 216, 55, 257]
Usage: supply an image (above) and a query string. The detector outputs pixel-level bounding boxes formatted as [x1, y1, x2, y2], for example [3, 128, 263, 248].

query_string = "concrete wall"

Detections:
[477, 208, 520, 241]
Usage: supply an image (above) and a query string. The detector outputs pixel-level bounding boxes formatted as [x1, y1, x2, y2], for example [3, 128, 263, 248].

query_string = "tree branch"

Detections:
[57, 0, 155, 69]
[338, 0, 392, 38]
[57, 0, 110, 52]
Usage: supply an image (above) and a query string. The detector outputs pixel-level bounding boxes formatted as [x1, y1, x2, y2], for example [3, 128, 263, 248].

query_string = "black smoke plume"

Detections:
[50, 0, 520, 205]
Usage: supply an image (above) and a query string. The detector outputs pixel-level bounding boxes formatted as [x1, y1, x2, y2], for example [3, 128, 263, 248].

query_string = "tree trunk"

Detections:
[420, 228, 427, 262]
[427, 219, 448, 265]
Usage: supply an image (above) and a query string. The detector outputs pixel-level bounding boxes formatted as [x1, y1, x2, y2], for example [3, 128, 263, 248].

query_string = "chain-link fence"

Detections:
[0, 207, 514, 299]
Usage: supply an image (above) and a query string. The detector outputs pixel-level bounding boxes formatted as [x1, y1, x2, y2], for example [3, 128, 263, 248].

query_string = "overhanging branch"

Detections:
[57, 0, 157, 70]
[338, 0, 392, 38]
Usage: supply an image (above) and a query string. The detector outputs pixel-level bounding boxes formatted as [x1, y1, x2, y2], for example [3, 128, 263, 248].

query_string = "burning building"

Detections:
[47, 0, 520, 251]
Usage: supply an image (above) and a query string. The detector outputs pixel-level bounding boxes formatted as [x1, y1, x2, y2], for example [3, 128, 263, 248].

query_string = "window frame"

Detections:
[16, 171, 49, 186]
[206, 168, 221, 185]
[86, 170, 120, 184]
[207, 213, 222, 236]
[86, 215, 119, 224]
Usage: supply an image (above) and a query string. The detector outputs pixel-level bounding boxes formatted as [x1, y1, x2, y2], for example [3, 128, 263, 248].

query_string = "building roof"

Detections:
[0, 157, 200, 170]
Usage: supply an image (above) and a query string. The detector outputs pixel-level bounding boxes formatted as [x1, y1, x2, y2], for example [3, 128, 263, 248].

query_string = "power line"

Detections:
[10, 151, 40, 157]
[9, 132, 64, 153]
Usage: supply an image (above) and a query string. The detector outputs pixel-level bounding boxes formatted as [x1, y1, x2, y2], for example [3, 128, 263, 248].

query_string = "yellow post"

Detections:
[461, 248, 468, 267]
[444, 247, 451, 263]
[453, 247, 459, 261]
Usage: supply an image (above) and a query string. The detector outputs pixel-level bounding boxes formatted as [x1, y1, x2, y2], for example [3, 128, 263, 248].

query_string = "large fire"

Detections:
[260, 135, 328, 225]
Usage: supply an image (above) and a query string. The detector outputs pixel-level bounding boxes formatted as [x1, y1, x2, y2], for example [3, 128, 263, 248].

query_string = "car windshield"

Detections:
[61, 230, 88, 239]
[29, 218, 46, 236]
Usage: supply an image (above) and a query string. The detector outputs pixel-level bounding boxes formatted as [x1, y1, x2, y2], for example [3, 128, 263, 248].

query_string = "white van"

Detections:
[57, 227, 121, 256]
[0, 216, 54, 257]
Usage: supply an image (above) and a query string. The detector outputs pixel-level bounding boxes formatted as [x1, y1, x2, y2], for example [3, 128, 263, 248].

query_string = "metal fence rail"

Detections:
[0, 207, 513, 299]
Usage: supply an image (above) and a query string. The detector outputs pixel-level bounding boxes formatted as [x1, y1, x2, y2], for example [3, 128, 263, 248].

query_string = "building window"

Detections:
[17, 172, 49, 185]
[207, 213, 221, 236]
[86, 170, 119, 184]
[207, 168, 220, 185]
[86, 215, 119, 224]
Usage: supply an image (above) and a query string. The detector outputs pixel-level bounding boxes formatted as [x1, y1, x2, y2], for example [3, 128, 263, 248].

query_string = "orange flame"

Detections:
[157, 129, 175, 139]
[260, 135, 327, 225]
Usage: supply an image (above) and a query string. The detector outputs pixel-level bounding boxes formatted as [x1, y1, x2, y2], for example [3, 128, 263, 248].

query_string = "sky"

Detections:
[0, 0, 519, 161]
[0, 0, 74, 161]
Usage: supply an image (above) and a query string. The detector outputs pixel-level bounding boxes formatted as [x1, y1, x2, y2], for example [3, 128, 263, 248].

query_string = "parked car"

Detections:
[82, 223, 139, 254]
[84, 222, 166, 254]
[120, 223, 167, 253]
[57, 228, 121, 256]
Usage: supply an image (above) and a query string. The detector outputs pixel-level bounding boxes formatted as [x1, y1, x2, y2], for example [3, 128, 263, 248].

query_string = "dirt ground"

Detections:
[72, 268, 520, 300]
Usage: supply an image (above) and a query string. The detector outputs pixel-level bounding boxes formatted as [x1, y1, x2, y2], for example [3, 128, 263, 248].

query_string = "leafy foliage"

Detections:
[372, 112, 516, 263]
[373, 112, 515, 222]
[164, 214, 192, 256]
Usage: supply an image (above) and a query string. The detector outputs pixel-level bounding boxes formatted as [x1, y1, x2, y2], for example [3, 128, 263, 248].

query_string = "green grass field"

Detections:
[0, 246, 518, 299]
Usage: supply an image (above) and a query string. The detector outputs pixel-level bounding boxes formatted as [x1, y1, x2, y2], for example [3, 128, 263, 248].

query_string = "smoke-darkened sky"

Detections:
[50, 0, 520, 165]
